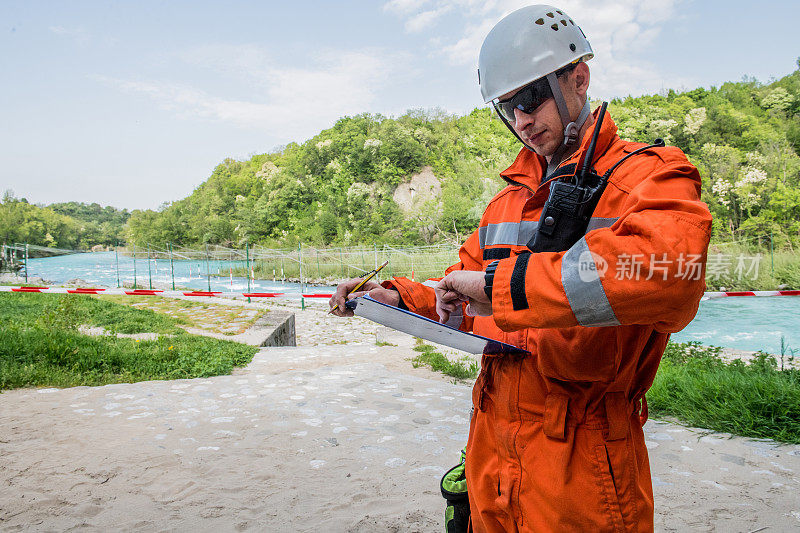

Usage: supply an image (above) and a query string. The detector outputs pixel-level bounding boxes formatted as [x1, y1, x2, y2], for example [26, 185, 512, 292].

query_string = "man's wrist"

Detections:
[380, 282, 405, 309]
[484, 260, 500, 301]
[396, 291, 408, 310]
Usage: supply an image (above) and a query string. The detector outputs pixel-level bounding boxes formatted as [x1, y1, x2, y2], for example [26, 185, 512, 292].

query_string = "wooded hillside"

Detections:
[4, 64, 799, 250]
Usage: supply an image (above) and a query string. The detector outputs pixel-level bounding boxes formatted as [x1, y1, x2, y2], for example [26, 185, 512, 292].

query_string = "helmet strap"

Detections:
[545, 72, 591, 176]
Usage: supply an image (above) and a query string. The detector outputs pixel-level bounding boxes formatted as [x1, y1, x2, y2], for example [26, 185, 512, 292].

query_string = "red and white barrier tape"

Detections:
[3, 286, 800, 300]
[0, 286, 333, 299]
[703, 290, 800, 299]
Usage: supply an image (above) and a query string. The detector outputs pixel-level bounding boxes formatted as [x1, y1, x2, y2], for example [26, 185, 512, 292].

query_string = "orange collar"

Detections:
[500, 108, 620, 189]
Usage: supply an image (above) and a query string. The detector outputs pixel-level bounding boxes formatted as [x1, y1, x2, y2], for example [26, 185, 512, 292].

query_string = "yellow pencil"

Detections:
[330, 260, 389, 313]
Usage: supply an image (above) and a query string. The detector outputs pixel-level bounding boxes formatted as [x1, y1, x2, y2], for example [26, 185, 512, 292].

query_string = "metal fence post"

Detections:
[770, 232, 774, 276]
[246, 242, 251, 303]
[133, 244, 137, 289]
[115, 245, 121, 288]
[24, 242, 28, 283]
[169, 242, 175, 290]
[205, 244, 211, 292]
[147, 244, 153, 289]
[299, 242, 304, 293]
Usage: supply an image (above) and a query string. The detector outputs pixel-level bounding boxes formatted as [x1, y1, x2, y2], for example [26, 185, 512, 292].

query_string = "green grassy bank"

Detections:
[648, 342, 800, 444]
[705, 243, 800, 291]
[0, 293, 257, 390]
[1, 291, 187, 334]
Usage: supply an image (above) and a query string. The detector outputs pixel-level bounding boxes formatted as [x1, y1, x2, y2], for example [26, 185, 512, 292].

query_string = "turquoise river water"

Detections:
[20, 252, 800, 355]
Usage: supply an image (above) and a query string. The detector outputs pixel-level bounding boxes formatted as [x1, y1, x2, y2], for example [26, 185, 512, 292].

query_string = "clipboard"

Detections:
[346, 294, 529, 355]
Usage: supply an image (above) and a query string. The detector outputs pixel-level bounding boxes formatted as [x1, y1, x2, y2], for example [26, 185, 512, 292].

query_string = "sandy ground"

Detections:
[1, 300, 799, 532]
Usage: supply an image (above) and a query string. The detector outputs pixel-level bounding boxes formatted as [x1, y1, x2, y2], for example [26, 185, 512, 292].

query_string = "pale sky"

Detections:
[2, 0, 798, 211]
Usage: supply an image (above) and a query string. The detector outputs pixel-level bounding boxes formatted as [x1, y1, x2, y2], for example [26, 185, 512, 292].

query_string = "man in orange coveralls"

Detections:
[330, 4, 711, 531]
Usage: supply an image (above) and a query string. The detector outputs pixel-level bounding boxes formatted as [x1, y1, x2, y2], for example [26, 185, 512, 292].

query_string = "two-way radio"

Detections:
[527, 102, 665, 253]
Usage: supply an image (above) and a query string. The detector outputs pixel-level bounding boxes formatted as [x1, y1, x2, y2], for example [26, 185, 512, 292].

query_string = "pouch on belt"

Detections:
[441, 447, 470, 533]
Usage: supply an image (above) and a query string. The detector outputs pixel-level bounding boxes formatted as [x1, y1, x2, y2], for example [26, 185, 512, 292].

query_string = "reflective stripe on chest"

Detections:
[478, 217, 619, 249]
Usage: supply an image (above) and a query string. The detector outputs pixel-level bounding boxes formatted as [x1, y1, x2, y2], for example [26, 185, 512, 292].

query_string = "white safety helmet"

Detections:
[479, 5, 593, 103]
[478, 5, 594, 171]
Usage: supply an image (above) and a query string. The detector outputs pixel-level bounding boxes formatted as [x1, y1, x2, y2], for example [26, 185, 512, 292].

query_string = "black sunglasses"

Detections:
[493, 78, 553, 123]
[492, 62, 578, 123]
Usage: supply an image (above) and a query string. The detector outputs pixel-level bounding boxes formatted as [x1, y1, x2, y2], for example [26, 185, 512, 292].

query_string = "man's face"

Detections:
[505, 97, 565, 157]
[498, 66, 586, 159]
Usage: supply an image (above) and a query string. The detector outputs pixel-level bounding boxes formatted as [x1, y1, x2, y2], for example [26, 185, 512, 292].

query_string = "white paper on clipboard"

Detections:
[346, 294, 528, 355]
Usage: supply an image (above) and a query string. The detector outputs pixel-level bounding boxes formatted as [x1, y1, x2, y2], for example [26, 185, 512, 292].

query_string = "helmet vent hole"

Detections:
[570, 43, 576, 51]
[569, 19, 574, 25]
[556, 10, 563, 15]
[561, 19, 567, 26]
[546, 12, 555, 18]
[535, 18, 544, 25]
[551, 23, 559, 31]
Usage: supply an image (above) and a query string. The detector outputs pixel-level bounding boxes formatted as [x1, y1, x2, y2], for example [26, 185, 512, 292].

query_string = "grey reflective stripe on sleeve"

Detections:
[478, 221, 538, 248]
[422, 280, 438, 288]
[478, 217, 619, 248]
[585, 217, 619, 232]
[561, 237, 620, 327]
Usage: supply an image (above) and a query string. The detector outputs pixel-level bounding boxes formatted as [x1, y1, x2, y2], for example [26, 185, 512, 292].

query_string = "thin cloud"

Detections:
[48, 25, 90, 44]
[384, 0, 430, 15]
[384, 0, 688, 98]
[93, 47, 408, 141]
[176, 44, 275, 87]
[405, 6, 454, 33]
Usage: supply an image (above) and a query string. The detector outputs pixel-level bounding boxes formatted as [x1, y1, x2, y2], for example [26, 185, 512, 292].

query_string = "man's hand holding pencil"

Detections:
[329, 261, 399, 317]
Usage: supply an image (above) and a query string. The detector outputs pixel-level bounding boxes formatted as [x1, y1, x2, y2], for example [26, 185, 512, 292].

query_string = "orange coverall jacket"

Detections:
[385, 110, 712, 532]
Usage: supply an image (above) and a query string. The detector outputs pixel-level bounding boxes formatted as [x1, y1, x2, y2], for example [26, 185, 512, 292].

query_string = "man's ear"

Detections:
[573, 62, 590, 98]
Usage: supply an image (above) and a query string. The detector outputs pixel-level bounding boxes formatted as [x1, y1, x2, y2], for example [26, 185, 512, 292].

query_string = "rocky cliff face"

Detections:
[392, 166, 441, 214]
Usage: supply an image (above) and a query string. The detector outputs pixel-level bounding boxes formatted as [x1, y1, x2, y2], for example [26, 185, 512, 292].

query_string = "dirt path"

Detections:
[1, 300, 798, 531]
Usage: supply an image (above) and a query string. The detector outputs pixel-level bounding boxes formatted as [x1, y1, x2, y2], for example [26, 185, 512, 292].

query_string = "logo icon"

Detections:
[577, 250, 608, 282]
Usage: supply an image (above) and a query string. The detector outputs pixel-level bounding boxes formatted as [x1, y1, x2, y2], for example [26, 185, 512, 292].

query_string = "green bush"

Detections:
[775, 260, 800, 289]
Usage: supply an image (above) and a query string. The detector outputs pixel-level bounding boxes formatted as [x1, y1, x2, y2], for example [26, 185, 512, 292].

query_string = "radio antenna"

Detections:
[578, 101, 607, 180]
